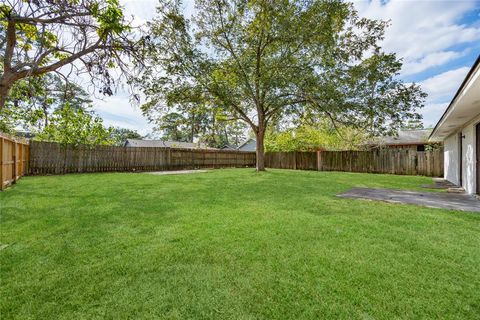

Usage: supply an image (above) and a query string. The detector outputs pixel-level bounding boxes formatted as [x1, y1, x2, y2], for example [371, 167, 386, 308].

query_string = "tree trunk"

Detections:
[256, 126, 266, 171]
[0, 79, 13, 110]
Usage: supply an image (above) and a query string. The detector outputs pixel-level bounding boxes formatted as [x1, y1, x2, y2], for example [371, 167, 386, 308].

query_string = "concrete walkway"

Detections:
[338, 188, 480, 212]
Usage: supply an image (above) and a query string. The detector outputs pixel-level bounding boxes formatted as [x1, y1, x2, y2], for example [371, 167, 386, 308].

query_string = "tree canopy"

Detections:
[0, 0, 140, 110]
[35, 104, 114, 146]
[142, 94, 248, 148]
[137, 0, 426, 171]
[265, 121, 369, 152]
[0, 74, 93, 133]
[109, 127, 143, 146]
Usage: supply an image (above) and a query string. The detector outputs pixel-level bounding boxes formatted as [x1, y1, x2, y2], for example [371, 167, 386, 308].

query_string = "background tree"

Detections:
[202, 117, 248, 148]
[35, 104, 114, 146]
[0, 74, 92, 132]
[156, 112, 192, 142]
[151, 108, 248, 148]
[109, 127, 143, 146]
[138, 0, 425, 171]
[402, 119, 425, 130]
[0, 0, 140, 110]
[296, 53, 426, 135]
[265, 120, 369, 152]
[142, 84, 248, 147]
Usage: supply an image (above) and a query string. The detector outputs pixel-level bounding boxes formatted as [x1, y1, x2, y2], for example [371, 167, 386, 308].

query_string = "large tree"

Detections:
[0, 73, 92, 132]
[265, 121, 369, 152]
[109, 127, 143, 146]
[0, 0, 139, 110]
[142, 83, 248, 147]
[138, 0, 425, 171]
[35, 103, 114, 146]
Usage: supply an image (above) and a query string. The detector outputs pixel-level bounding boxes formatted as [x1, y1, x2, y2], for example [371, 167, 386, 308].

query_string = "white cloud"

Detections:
[421, 103, 449, 127]
[401, 50, 469, 76]
[121, 0, 156, 24]
[420, 66, 470, 102]
[418, 66, 471, 125]
[92, 94, 155, 135]
[354, 0, 480, 75]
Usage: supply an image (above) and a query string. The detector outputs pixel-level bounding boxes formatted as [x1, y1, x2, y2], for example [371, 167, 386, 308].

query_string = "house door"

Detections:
[476, 123, 480, 195]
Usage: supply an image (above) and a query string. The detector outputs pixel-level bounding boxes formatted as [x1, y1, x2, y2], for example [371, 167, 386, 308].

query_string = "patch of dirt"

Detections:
[145, 170, 209, 175]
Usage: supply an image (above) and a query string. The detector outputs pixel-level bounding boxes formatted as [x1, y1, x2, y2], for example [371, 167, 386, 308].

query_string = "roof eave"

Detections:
[429, 55, 480, 141]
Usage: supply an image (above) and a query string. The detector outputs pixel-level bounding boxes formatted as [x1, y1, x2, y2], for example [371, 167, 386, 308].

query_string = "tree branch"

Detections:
[3, 20, 17, 73]
[9, 12, 91, 25]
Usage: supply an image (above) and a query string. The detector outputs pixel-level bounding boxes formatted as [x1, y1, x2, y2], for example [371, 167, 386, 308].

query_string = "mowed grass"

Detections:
[1, 169, 479, 319]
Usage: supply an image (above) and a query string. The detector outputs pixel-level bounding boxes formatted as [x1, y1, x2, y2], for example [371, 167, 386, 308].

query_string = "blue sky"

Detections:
[90, 0, 480, 135]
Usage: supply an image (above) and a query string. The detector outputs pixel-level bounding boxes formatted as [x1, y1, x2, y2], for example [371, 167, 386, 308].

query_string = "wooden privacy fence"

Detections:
[319, 149, 443, 176]
[265, 151, 318, 170]
[29, 141, 256, 174]
[266, 149, 443, 177]
[0, 132, 29, 190]
[25, 141, 443, 178]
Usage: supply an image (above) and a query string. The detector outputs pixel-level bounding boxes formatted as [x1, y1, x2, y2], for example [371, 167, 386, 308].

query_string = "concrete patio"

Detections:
[338, 188, 480, 212]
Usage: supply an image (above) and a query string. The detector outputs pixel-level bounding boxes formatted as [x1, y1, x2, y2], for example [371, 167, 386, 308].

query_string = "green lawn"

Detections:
[1, 169, 479, 319]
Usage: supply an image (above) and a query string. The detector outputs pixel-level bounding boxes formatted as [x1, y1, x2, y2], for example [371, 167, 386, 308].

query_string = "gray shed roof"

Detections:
[221, 144, 238, 150]
[124, 139, 211, 149]
[373, 129, 431, 146]
[237, 138, 256, 151]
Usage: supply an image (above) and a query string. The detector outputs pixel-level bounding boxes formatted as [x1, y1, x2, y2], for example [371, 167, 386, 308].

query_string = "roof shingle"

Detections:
[372, 129, 431, 146]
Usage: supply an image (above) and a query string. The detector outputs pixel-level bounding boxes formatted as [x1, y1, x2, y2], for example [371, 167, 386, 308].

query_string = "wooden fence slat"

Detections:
[28, 141, 257, 175]
[315, 149, 443, 177]
[2, 138, 444, 183]
[263, 149, 442, 176]
[0, 132, 29, 190]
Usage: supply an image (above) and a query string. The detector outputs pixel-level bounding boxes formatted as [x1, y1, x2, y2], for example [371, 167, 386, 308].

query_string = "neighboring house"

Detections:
[15, 131, 36, 139]
[237, 138, 256, 152]
[221, 144, 238, 150]
[429, 55, 480, 195]
[124, 139, 211, 149]
[369, 129, 432, 151]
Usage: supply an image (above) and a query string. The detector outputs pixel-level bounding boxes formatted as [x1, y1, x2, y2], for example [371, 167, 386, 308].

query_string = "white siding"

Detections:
[461, 115, 479, 194]
[444, 114, 479, 194]
[444, 133, 460, 186]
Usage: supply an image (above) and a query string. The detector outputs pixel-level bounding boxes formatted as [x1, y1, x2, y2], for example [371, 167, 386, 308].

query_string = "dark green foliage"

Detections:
[0, 74, 92, 133]
[34, 104, 114, 146]
[402, 119, 425, 130]
[109, 127, 143, 146]
[265, 121, 370, 151]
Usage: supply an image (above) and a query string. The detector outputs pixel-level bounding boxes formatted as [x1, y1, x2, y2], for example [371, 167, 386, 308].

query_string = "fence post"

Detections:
[12, 141, 17, 184]
[167, 148, 171, 170]
[316, 150, 322, 171]
[293, 151, 297, 170]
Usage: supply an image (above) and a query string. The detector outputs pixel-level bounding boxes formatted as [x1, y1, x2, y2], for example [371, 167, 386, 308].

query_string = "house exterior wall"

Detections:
[444, 114, 479, 194]
[461, 115, 479, 194]
[444, 133, 460, 186]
